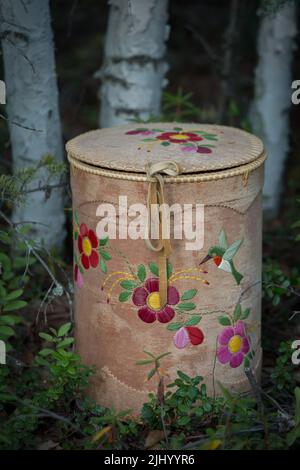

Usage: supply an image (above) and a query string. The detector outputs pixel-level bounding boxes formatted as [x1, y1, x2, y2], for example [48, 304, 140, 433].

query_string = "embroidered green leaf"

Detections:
[167, 261, 173, 279]
[161, 141, 170, 146]
[218, 315, 232, 326]
[119, 291, 132, 302]
[244, 356, 250, 367]
[142, 138, 157, 142]
[74, 211, 80, 226]
[218, 229, 228, 250]
[233, 303, 242, 322]
[79, 265, 84, 274]
[240, 307, 251, 320]
[185, 315, 201, 326]
[167, 322, 184, 331]
[181, 289, 197, 301]
[147, 368, 156, 381]
[119, 280, 137, 290]
[135, 359, 154, 365]
[148, 262, 159, 276]
[135, 128, 148, 131]
[204, 136, 218, 141]
[178, 302, 196, 311]
[173, 127, 182, 131]
[151, 128, 165, 132]
[74, 230, 78, 241]
[137, 264, 146, 282]
[100, 257, 107, 273]
[223, 238, 243, 261]
[100, 236, 109, 246]
[100, 250, 111, 260]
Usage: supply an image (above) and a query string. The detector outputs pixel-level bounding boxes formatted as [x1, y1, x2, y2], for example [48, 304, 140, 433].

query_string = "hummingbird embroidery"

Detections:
[199, 229, 243, 285]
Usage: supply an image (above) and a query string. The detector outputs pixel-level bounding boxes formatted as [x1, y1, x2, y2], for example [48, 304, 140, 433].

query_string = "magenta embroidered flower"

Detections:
[132, 277, 180, 324]
[217, 320, 250, 368]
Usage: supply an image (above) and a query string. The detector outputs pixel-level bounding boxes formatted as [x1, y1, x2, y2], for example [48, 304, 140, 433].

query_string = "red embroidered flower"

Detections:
[156, 132, 203, 144]
[78, 223, 99, 270]
[132, 277, 180, 324]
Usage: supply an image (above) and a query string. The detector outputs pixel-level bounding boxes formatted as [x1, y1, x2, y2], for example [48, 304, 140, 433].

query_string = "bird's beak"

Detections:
[199, 254, 212, 265]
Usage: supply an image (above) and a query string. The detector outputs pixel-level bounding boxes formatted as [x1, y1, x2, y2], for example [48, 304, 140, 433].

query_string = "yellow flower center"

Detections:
[228, 335, 242, 354]
[82, 237, 92, 256]
[171, 133, 189, 140]
[147, 292, 161, 311]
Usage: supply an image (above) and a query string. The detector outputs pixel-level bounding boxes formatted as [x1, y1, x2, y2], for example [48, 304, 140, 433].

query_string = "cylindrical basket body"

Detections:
[67, 123, 266, 414]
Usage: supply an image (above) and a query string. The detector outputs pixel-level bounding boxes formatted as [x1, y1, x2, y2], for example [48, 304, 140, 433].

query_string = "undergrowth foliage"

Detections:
[0, 97, 299, 450]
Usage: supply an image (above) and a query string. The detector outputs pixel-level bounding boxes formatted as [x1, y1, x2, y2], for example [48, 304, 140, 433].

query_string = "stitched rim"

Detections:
[68, 151, 267, 183]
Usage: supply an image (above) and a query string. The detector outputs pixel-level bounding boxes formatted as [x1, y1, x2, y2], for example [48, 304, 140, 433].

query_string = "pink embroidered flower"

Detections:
[182, 145, 198, 153]
[77, 223, 99, 270]
[132, 277, 179, 324]
[126, 129, 155, 136]
[217, 320, 250, 368]
[174, 326, 204, 349]
[74, 264, 84, 288]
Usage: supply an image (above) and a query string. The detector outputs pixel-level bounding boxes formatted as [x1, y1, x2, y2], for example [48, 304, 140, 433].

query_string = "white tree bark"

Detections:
[99, 0, 169, 127]
[0, 0, 65, 249]
[250, 1, 297, 215]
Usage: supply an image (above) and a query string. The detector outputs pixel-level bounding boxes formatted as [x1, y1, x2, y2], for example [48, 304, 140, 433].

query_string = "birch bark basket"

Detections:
[99, 0, 169, 127]
[67, 123, 266, 414]
[0, 0, 65, 249]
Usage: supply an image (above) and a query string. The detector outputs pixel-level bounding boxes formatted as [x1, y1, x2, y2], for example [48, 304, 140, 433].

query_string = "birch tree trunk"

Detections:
[99, 0, 169, 127]
[250, 1, 297, 216]
[0, 0, 65, 249]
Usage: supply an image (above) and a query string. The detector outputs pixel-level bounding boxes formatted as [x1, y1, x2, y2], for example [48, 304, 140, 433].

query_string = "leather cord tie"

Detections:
[145, 161, 182, 308]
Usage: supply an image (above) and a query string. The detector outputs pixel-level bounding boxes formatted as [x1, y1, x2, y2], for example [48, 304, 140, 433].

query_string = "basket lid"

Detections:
[66, 123, 264, 175]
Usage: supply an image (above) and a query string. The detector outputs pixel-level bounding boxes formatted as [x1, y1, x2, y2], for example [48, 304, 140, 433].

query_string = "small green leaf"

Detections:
[100, 236, 109, 246]
[39, 348, 53, 356]
[57, 338, 74, 348]
[4, 289, 23, 301]
[177, 371, 191, 382]
[167, 262, 173, 279]
[137, 264, 146, 282]
[100, 257, 107, 273]
[100, 250, 111, 261]
[233, 304, 242, 322]
[0, 325, 14, 337]
[185, 315, 201, 326]
[57, 322, 72, 337]
[119, 291, 132, 302]
[173, 127, 182, 131]
[178, 302, 196, 311]
[167, 322, 184, 331]
[181, 289, 197, 301]
[3, 300, 27, 312]
[244, 356, 250, 367]
[240, 308, 250, 320]
[74, 211, 80, 226]
[142, 138, 157, 142]
[74, 230, 78, 240]
[147, 368, 156, 381]
[39, 332, 54, 342]
[148, 262, 159, 276]
[119, 280, 137, 290]
[161, 141, 170, 146]
[0, 315, 21, 325]
[177, 416, 190, 426]
[135, 359, 154, 366]
[218, 315, 231, 326]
